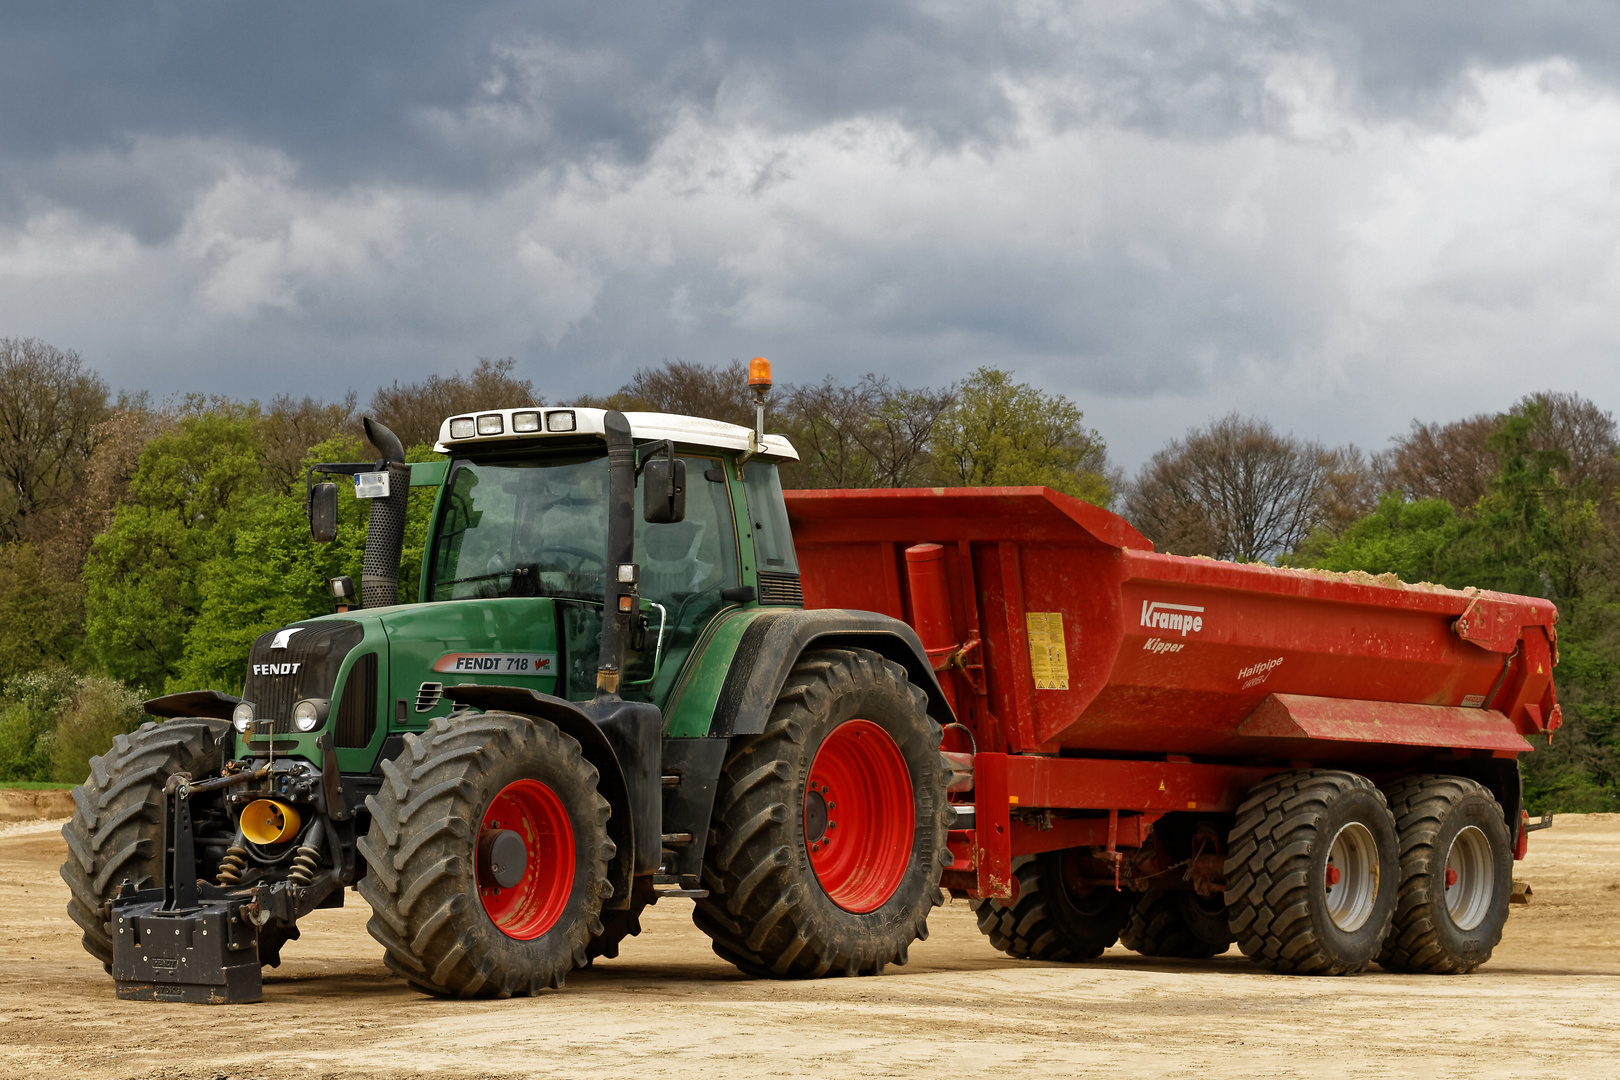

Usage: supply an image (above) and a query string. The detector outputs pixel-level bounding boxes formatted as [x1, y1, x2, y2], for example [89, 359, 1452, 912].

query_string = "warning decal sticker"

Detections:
[1026, 612, 1070, 690]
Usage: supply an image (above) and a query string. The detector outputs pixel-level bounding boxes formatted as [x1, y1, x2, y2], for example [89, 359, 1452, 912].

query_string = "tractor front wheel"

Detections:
[357, 711, 614, 996]
[693, 648, 948, 977]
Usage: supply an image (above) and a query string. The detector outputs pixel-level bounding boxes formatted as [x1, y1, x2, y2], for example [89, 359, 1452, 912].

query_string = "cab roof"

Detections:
[434, 406, 798, 461]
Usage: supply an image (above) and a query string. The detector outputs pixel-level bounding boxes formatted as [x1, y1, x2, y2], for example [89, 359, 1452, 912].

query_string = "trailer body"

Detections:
[785, 486, 1560, 898]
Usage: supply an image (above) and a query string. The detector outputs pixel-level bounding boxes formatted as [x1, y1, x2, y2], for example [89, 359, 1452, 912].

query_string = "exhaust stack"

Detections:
[361, 417, 409, 609]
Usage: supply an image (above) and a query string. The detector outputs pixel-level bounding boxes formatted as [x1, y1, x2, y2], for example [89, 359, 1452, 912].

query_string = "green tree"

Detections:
[172, 437, 441, 694]
[1284, 495, 1461, 583]
[82, 403, 264, 689]
[932, 367, 1114, 505]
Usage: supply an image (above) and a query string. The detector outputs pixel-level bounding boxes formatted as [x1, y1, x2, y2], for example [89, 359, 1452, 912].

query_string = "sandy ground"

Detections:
[2, 816, 1618, 1080]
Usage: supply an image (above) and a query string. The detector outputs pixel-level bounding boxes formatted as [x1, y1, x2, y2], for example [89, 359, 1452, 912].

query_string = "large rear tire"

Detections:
[357, 712, 615, 997]
[1225, 769, 1398, 975]
[693, 647, 947, 977]
[59, 718, 231, 969]
[971, 851, 1132, 961]
[1376, 775, 1512, 974]
[1120, 888, 1233, 959]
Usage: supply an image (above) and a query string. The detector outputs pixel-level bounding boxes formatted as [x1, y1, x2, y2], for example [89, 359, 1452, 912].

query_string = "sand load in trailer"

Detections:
[786, 486, 1560, 977]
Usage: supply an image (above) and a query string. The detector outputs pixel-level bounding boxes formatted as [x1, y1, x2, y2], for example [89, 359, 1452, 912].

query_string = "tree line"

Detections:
[0, 335, 1613, 812]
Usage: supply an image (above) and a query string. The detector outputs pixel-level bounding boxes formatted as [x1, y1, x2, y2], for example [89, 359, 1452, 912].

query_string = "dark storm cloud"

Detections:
[3, 1, 1620, 470]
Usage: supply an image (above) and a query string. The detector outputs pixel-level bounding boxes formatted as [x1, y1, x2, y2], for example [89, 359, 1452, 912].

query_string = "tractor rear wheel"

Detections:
[357, 711, 614, 997]
[693, 647, 948, 977]
[1120, 888, 1233, 958]
[59, 718, 231, 970]
[1225, 769, 1398, 975]
[1376, 775, 1512, 974]
[971, 851, 1132, 961]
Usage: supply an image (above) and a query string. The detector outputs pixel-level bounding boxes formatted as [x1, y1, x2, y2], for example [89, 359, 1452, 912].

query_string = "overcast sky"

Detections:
[4, 1, 1619, 471]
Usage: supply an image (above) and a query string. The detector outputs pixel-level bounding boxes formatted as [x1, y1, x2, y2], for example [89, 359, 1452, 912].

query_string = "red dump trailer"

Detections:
[786, 486, 1561, 976]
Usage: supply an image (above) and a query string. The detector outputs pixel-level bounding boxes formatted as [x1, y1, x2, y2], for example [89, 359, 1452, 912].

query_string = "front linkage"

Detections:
[110, 745, 354, 1003]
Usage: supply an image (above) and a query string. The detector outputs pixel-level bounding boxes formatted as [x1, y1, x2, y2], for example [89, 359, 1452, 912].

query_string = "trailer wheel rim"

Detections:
[805, 718, 914, 914]
[479, 779, 575, 940]
[1323, 821, 1379, 932]
[1444, 825, 1494, 931]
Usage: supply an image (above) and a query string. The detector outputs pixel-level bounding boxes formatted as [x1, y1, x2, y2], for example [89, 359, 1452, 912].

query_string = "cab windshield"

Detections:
[429, 451, 741, 608]
[431, 454, 611, 602]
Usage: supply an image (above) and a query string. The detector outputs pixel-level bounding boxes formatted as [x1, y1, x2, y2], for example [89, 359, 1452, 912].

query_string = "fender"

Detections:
[144, 689, 243, 721]
[443, 684, 656, 911]
[707, 608, 957, 737]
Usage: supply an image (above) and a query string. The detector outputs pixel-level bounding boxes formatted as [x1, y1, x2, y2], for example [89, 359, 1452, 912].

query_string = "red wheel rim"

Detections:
[479, 779, 575, 940]
[805, 718, 914, 913]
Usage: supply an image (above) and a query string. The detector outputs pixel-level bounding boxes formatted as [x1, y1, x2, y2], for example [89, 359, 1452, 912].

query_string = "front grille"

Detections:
[335, 653, 378, 748]
[241, 621, 363, 734]
[756, 570, 804, 606]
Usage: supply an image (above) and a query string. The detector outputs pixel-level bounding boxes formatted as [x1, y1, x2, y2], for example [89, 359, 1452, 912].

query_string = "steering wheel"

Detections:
[533, 546, 606, 579]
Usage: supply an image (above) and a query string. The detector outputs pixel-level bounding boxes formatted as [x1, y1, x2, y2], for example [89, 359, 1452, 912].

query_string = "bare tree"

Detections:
[581, 359, 772, 428]
[780, 377, 880, 488]
[779, 375, 955, 488]
[369, 358, 539, 449]
[858, 378, 957, 488]
[1375, 413, 1503, 509]
[0, 339, 110, 543]
[261, 392, 358, 493]
[1376, 392, 1619, 512]
[1522, 391, 1620, 495]
[1127, 414, 1356, 561]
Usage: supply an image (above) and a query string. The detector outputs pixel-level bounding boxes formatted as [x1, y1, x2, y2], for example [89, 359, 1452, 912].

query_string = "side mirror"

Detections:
[309, 482, 338, 543]
[642, 457, 687, 524]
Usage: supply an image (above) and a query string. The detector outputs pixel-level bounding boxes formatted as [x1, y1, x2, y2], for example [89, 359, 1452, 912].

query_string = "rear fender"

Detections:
[707, 609, 956, 737]
[442, 685, 653, 910]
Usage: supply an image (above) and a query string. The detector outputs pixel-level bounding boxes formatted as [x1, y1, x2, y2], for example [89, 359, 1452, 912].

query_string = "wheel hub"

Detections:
[1444, 825, 1494, 931]
[478, 829, 529, 889]
[1323, 820, 1379, 932]
[805, 789, 830, 844]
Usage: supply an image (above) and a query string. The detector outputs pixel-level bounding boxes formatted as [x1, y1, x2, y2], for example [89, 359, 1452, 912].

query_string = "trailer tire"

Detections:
[970, 851, 1132, 961]
[1376, 775, 1512, 974]
[693, 647, 947, 977]
[1225, 769, 1398, 975]
[1120, 888, 1233, 959]
[59, 718, 231, 970]
[357, 711, 615, 997]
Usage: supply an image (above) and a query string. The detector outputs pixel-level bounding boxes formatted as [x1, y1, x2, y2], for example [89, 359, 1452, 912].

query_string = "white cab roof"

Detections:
[434, 407, 798, 461]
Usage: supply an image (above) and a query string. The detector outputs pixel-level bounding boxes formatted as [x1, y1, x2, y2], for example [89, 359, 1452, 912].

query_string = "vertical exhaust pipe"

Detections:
[596, 411, 637, 698]
[361, 417, 409, 609]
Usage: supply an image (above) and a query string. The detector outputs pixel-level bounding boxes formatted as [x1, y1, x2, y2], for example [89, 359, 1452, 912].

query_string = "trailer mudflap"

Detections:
[112, 898, 262, 1004]
[1239, 693, 1534, 752]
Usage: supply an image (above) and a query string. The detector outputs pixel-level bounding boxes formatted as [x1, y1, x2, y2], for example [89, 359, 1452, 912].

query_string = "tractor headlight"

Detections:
[292, 699, 328, 732]
[232, 702, 255, 733]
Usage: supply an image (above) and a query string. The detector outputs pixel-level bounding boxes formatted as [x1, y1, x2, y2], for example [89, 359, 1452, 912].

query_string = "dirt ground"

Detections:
[2, 816, 1618, 1080]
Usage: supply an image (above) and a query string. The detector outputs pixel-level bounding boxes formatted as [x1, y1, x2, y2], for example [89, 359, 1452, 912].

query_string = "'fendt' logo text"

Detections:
[253, 663, 302, 676]
[1140, 601, 1205, 637]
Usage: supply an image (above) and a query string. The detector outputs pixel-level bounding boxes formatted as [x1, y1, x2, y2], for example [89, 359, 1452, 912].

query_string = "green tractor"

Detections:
[61, 364, 952, 1002]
